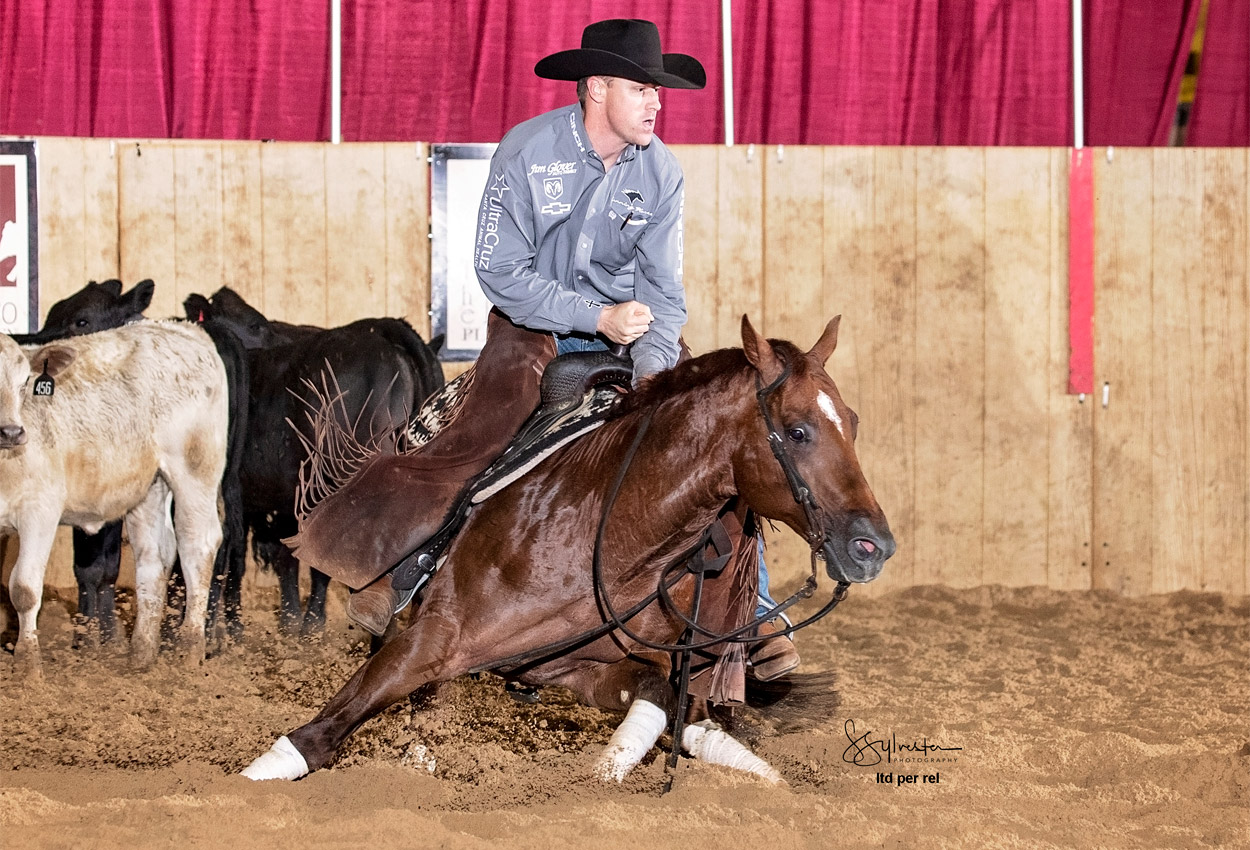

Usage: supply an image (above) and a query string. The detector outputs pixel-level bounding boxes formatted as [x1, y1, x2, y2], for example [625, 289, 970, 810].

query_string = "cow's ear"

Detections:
[97, 279, 124, 297]
[184, 293, 211, 322]
[30, 344, 76, 379]
[124, 279, 155, 314]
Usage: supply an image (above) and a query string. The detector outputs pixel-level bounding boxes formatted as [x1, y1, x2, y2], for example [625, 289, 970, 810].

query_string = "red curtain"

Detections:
[1188, 0, 1250, 146]
[1084, 0, 1203, 145]
[1, 0, 1243, 146]
[731, 0, 1073, 145]
[1, 0, 327, 139]
[340, 0, 722, 143]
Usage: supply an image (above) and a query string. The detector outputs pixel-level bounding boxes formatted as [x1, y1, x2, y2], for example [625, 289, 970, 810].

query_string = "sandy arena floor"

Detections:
[2, 581, 1247, 849]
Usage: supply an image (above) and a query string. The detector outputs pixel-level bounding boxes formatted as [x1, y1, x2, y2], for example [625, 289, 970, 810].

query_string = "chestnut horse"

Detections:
[243, 315, 894, 783]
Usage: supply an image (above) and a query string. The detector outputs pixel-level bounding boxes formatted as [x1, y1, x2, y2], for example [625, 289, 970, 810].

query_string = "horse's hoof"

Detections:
[241, 736, 310, 781]
[682, 721, 785, 784]
[505, 682, 541, 704]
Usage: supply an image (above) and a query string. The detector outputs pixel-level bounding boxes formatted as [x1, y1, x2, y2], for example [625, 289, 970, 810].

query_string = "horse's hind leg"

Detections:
[242, 611, 463, 780]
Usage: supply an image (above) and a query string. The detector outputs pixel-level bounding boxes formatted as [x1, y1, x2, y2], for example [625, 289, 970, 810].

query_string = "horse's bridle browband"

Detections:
[468, 351, 850, 674]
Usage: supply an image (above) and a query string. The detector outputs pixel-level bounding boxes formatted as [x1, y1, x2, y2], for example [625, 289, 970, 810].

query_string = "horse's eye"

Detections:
[786, 427, 807, 443]
[75, 318, 89, 328]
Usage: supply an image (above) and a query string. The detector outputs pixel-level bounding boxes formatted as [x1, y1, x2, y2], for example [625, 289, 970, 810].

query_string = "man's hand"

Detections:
[597, 301, 654, 345]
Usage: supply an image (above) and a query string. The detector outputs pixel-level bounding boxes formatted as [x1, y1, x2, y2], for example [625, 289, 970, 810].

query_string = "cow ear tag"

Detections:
[32, 360, 55, 397]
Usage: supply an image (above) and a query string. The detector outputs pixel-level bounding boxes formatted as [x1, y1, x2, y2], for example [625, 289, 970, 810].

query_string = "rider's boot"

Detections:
[748, 619, 800, 681]
[346, 573, 398, 637]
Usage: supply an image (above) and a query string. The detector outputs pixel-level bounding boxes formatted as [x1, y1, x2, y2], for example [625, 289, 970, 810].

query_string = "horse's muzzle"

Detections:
[822, 514, 895, 584]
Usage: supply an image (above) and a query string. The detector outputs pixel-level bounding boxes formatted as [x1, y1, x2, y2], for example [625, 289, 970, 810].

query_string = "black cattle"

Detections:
[7, 278, 249, 646]
[188, 288, 444, 636]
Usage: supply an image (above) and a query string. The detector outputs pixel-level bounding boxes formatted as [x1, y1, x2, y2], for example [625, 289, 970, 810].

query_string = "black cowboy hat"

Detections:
[534, 19, 706, 90]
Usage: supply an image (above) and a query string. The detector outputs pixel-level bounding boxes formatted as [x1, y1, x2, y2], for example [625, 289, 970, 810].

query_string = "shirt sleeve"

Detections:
[629, 173, 688, 379]
[474, 152, 603, 336]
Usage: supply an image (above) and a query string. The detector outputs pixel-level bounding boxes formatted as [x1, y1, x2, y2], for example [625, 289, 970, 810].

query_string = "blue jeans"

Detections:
[755, 538, 789, 625]
[555, 333, 609, 356]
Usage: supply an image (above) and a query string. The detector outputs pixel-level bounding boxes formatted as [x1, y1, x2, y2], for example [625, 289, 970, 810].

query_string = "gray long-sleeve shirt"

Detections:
[473, 105, 688, 379]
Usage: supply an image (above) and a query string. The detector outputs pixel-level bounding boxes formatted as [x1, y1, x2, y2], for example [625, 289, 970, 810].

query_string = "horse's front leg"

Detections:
[242, 611, 463, 780]
[554, 659, 783, 785]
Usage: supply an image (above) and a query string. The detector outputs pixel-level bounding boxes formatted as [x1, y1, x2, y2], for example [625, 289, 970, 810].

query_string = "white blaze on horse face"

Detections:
[817, 391, 845, 439]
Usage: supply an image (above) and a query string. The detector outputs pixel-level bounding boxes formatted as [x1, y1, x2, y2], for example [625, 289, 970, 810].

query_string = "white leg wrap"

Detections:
[594, 699, 668, 782]
[682, 721, 784, 784]
[241, 736, 310, 781]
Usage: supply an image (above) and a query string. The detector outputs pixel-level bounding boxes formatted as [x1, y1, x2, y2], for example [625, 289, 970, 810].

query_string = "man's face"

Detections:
[601, 77, 662, 147]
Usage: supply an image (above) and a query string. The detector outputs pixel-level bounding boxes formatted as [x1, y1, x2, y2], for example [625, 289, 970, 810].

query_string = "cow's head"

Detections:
[35, 279, 154, 342]
[191, 287, 277, 350]
[0, 336, 76, 450]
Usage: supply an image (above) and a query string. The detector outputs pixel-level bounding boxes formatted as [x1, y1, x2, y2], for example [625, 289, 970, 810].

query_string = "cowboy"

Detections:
[295, 19, 799, 680]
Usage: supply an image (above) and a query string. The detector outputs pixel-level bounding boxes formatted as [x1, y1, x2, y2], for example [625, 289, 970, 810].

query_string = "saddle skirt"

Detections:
[390, 354, 630, 595]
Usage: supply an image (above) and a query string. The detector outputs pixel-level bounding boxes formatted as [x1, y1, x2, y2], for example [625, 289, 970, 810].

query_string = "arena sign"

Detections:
[430, 143, 496, 361]
[0, 140, 38, 334]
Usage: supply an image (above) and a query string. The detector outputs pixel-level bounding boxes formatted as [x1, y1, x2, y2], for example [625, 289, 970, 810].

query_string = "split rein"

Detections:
[469, 354, 850, 675]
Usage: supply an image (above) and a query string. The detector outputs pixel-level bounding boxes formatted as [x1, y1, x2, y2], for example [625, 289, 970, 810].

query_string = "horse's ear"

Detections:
[808, 315, 842, 365]
[741, 315, 784, 384]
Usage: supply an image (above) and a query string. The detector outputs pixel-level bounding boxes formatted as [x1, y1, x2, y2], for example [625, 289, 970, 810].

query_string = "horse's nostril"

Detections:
[853, 538, 877, 558]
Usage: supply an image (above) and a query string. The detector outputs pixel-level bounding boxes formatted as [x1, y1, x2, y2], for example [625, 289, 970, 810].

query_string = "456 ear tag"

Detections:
[32, 360, 54, 397]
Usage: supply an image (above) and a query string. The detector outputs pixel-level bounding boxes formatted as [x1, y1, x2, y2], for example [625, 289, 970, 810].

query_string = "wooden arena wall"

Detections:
[19, 139, 1250, 598]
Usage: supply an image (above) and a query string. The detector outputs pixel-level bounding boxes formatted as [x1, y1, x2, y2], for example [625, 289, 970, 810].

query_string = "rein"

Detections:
[469, 353, 850, 671]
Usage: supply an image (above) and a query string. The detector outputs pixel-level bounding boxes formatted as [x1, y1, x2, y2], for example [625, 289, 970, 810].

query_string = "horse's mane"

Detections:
[614, 338, 807, 418]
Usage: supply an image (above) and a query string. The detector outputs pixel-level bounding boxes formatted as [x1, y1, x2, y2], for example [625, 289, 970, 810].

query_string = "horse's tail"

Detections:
[713, 670, 842, 740]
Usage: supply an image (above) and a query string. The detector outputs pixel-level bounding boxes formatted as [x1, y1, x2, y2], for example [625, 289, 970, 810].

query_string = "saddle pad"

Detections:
[469, 384, 623, 503]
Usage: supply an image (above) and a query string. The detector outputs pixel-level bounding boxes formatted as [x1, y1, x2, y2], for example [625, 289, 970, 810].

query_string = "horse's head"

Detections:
[736, 315, 895, 584]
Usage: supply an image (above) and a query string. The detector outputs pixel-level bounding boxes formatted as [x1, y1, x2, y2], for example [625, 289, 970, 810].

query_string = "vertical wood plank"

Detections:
[384, 142, 430, 336]
[823, 147, 875, 411]
[1151, 148, 1205, 594]
[913, 147, 985, 588]
[261, 143, 327, 325]
[761, 146, 826, 589]
[36, 137, 91, 312]
[670, 144, 718, 356]
[1198, 148, 1248, 594]
[763, 146, 825, 344]
[859, 147, 918, 595]
[326, 143, 388, 325]
[219, 142, 265, 309]
[1047, 148, 1093, 591]
[82, 140, 121, 286]
[716, 146, 763, 348]
[1093, 148, 1154, 595]
[173, 143, 224, 313]
[118, 141, 178, 318]
[983, 148, 1051, 586]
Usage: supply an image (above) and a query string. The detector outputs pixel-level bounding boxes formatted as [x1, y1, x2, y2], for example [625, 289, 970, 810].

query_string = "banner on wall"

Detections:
[430, 143, 496, 361]
[0, 140, 38, 334]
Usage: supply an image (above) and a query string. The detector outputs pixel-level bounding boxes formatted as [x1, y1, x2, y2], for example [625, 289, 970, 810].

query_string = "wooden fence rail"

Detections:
[11, 139, 1249, 597]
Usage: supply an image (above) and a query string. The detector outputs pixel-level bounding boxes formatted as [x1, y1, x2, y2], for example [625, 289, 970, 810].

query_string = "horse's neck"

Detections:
[608, 381, 747, 551]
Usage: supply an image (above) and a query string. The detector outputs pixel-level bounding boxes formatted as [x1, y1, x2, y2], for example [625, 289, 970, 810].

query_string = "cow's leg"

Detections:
[301, 565, 331, 638]
[71, 523, 123, 648]
[125, 482, 176, 670]
[243, 611, 465, 779]
[8, 513, 58, 679]
[263, 537, 303, 636]
[164, 476, 223, 667]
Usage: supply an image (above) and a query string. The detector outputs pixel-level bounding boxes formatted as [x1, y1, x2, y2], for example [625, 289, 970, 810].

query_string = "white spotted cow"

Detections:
[0, 320, 228, 675]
